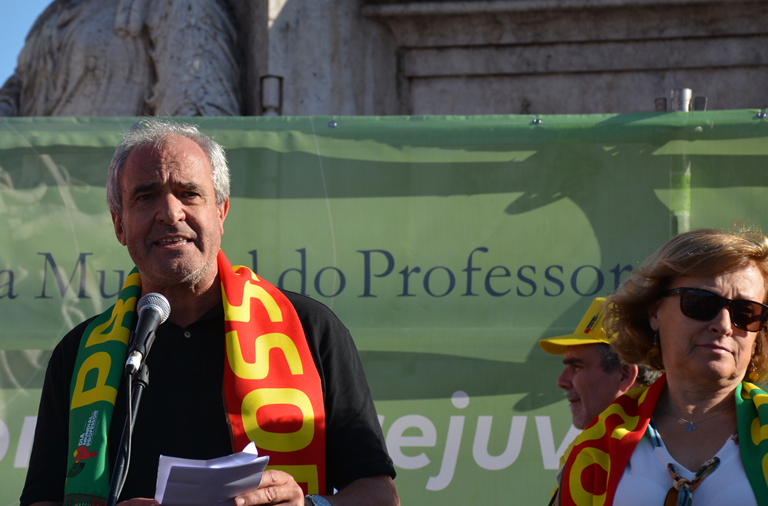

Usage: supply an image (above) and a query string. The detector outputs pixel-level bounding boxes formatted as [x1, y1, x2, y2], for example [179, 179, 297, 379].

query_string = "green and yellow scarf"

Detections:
[64, 251, 326, 506]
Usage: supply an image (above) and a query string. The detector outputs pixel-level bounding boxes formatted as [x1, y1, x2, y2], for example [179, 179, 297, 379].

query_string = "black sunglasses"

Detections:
[662, 287, 768, 332]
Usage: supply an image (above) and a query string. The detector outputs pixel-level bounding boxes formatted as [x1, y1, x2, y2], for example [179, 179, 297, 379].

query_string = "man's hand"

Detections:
[235, 469, 306, 506]
[232, 471, 398, 506]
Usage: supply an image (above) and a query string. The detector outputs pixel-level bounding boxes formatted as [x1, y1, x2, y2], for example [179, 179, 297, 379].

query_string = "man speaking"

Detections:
[20, 120, 398, 506]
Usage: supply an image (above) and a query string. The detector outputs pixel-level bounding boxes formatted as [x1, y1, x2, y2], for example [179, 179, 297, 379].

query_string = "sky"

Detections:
[0, 1, 51, 84]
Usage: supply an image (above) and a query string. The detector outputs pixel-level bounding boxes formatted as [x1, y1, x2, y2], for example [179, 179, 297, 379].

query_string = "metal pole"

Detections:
[669, 88, 692, 112]
[667, 88, 692, 235]
[670, 158, 691, 235]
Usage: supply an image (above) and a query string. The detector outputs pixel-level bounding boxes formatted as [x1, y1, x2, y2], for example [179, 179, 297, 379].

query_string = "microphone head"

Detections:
[137, 292, 171, 324]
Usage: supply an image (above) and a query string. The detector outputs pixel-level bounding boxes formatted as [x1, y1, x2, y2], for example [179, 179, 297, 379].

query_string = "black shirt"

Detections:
[21, 290, 394, 503]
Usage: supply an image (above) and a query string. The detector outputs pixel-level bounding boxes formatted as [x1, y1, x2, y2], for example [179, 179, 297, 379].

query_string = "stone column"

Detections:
[244, 0, 402, 116]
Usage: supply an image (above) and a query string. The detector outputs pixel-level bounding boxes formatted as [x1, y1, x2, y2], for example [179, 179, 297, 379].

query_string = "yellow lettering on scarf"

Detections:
[242, 388, 314, 452]
[222, 283, 283, 323]
[579, 403, 639, 443]
[752, 392, 768, 410]
[84, 297, 136, 347]
[762, 453, 768, 489]
[71, 352, 117, 410]
[267, 465, 319, 495]
[751, 416, 768, 446]
[634, 385, 649, 401]
[569, 447, 609, 506]
[125, 271, 142, 287]
[231, 265, 261, 282]
[227, 331, 303, 379]
[743, 382, 768, 407]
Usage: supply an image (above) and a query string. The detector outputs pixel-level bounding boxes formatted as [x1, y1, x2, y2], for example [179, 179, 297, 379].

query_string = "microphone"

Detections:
[124, 293, 171, 375]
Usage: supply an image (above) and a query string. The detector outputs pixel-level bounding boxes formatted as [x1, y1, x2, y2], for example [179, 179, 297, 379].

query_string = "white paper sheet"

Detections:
[155, 442, 269, 506]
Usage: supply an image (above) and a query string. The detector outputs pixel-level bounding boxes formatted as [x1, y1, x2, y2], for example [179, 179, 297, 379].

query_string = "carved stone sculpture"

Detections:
[0, 0, 241, 116]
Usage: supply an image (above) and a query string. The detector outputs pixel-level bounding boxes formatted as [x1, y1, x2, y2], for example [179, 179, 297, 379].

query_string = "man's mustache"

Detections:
[149, 225, 197, 242]
[566, 391, 580, 402]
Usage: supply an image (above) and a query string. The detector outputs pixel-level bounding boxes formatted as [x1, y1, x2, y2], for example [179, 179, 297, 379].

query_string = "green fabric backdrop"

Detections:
[1, 112, 767, 504]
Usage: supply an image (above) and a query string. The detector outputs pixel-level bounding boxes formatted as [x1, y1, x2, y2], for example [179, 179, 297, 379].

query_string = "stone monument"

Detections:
[3, 0, 766, 117]
[0, 0, 241, 117]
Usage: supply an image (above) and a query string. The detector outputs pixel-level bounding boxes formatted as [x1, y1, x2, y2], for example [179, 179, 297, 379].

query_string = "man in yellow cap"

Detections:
[539, 297, 660, 429]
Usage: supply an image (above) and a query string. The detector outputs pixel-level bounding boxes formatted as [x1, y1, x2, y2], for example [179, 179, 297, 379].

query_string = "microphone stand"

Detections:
[106, 363, 150, 506]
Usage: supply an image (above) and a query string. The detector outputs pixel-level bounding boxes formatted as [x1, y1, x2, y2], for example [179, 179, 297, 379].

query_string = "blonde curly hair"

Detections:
[605, 226, 768, 382]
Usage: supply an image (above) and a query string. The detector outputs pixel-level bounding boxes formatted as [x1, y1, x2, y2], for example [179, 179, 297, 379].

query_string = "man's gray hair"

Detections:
[107, 119, 230, 216]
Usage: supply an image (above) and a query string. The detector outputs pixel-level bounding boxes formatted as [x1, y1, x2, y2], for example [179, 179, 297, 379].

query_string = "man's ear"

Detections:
[218, 197, 229, 235]
[112, 211, 127, 246]
[618, 364, 639, 394]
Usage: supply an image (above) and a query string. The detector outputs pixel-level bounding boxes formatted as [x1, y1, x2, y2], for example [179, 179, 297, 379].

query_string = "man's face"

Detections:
[557, 344, 625, 429]
[111, 135, 229, 293]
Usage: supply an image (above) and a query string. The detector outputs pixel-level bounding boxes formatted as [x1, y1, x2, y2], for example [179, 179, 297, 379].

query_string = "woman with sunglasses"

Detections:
[555, 228, 768, 506]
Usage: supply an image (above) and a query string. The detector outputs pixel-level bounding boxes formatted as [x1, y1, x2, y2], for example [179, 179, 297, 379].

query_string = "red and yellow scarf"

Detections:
[219, 251, 326, 495]
[559, 374, 768, 506]
[65, 251, 325, 505]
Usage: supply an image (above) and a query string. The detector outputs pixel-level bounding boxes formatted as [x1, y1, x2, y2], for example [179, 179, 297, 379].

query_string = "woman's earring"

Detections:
[749, 358, 759, 382]
[649, 331, 661, 357]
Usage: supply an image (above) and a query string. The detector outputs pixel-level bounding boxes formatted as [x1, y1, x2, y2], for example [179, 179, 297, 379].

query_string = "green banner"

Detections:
[1, 112, 768, 504]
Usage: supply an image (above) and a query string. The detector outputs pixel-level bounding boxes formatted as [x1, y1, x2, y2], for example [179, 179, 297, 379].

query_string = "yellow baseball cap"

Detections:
[538, 297, 609, 355]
